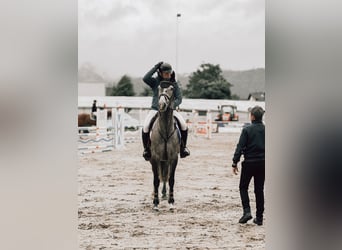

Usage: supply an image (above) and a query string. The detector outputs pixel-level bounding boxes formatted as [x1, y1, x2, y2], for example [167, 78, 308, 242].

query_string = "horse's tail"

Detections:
[160, 160, 169, 183]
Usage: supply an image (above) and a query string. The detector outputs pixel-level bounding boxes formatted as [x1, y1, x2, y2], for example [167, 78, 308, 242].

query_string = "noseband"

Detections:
[159, 93, 170, 103]
[158, 92, 173, 112]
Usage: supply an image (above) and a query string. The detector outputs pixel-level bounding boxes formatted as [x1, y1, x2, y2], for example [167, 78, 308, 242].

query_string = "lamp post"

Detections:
[176, 13, 181, 80]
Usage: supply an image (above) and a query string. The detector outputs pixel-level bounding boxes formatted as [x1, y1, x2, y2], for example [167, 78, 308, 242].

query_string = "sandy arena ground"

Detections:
[78, 131, 265, 249]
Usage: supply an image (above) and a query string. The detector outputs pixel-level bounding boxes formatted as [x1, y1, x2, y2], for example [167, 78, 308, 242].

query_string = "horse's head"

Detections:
[158, 81, 174, 112]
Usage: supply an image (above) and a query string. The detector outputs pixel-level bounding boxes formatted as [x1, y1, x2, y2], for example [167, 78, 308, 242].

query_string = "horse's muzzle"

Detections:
[159, 96, 168, 112]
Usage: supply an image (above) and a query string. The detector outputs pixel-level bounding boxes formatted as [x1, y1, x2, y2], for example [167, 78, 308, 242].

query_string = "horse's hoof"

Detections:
[162, 194, 167, 200]
[153, 206, 159, 211]
[169, 204, 175, 211]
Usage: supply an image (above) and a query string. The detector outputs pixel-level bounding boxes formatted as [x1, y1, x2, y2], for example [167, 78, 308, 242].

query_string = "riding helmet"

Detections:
[159, 63, 172, 73]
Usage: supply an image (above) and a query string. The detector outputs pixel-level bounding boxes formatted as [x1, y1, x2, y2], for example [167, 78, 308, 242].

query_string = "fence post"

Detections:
[96, 109, 107, 128]
[113, 107, 125, 149]
[206, 110, 212, 139]
[192, 110, 198, 136]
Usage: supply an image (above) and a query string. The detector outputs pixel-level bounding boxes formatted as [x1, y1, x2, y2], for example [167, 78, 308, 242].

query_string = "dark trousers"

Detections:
[239, 160, 265, 218]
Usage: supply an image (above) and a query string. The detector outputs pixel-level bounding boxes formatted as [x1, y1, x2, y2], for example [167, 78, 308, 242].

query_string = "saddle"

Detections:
[149, 113, 181, 144]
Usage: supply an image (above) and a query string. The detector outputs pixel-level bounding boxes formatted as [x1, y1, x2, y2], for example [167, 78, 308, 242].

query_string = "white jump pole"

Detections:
[78, 109, 114, 154]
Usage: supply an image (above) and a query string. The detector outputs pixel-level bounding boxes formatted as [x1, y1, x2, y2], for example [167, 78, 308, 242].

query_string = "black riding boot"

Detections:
[180, 129, 190, 158]
[239, 207, 253, 224]
[142, 131, 151, 161]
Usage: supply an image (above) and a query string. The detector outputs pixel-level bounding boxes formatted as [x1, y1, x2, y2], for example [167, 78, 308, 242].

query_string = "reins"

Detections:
[157, 91, 175, 161]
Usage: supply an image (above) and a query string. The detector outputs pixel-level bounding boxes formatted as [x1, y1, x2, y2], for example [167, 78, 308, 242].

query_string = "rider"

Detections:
[142, 61, 190, 161]
[91, 100, 97, 119]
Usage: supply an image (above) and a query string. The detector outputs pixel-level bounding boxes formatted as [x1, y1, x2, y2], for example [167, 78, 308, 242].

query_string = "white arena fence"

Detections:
[77, 99, 263, 153]
[187, 110, 246, 137]
[78, 107, 246, 155]
[78, 108, 126, 154]
[78, 97, 264, 141]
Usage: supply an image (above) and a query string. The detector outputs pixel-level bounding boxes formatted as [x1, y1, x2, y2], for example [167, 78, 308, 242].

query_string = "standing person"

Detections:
[232, 106, 265, 225]
[141, 61, 190, 161]
[91, 100, 97, 119]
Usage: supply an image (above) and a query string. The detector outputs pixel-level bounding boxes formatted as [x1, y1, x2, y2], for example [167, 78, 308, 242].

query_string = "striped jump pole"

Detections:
[78, 109, 115, 154]
[192, 109, 212, 139]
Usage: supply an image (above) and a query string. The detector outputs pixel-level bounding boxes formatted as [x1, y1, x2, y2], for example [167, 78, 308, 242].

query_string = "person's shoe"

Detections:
[239, 212, 253, 224]
[253, 217, 263, 226]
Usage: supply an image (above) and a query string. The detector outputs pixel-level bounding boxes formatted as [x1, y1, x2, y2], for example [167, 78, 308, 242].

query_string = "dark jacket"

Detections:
[233, 120, 265, 164]
[143, 66, 182, 110]
[91, 103, 97, 113]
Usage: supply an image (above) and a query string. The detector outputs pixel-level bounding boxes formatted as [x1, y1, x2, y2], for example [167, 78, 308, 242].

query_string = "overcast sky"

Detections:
[79, 0, 264, 79]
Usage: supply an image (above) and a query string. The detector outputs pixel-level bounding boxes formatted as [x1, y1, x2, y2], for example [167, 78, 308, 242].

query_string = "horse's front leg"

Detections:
[168, 160, 177, 210]
[162, 182, 167, 200]
[152, 164, 160, 210]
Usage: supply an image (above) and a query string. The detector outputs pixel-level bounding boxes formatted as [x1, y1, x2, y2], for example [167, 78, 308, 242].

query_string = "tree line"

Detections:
[110, 63, 238, 99]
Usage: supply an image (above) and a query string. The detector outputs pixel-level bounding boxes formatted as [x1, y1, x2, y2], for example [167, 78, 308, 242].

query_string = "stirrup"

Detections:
[180, 147, 190, 158]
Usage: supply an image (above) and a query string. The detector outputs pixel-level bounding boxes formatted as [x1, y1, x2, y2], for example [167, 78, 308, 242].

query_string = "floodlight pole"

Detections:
[176, 13, 181, 81]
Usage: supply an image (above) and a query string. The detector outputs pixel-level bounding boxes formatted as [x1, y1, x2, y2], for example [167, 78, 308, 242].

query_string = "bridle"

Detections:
[158, 87, 173, 112]
[159, 93, 171, 109]
[157, 86, 176, 160]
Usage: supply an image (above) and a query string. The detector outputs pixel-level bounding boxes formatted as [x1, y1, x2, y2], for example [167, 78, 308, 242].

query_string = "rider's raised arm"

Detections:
[143, 63, 161, 88]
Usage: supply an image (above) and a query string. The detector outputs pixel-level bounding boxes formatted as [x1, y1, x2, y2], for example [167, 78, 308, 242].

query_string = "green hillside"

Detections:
[132, 68, 265, 99]
[79, 63, 265, 100]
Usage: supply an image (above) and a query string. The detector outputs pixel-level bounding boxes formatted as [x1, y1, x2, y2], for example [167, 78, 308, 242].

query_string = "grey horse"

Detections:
[150, 81, 180, 211]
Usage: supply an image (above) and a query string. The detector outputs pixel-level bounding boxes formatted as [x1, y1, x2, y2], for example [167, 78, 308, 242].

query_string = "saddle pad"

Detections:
[175, 123, 181, 144]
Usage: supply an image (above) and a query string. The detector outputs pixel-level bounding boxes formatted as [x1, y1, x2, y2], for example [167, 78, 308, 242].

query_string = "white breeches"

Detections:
[173, 110, 187, 130]
[143, 110, 187, 133]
